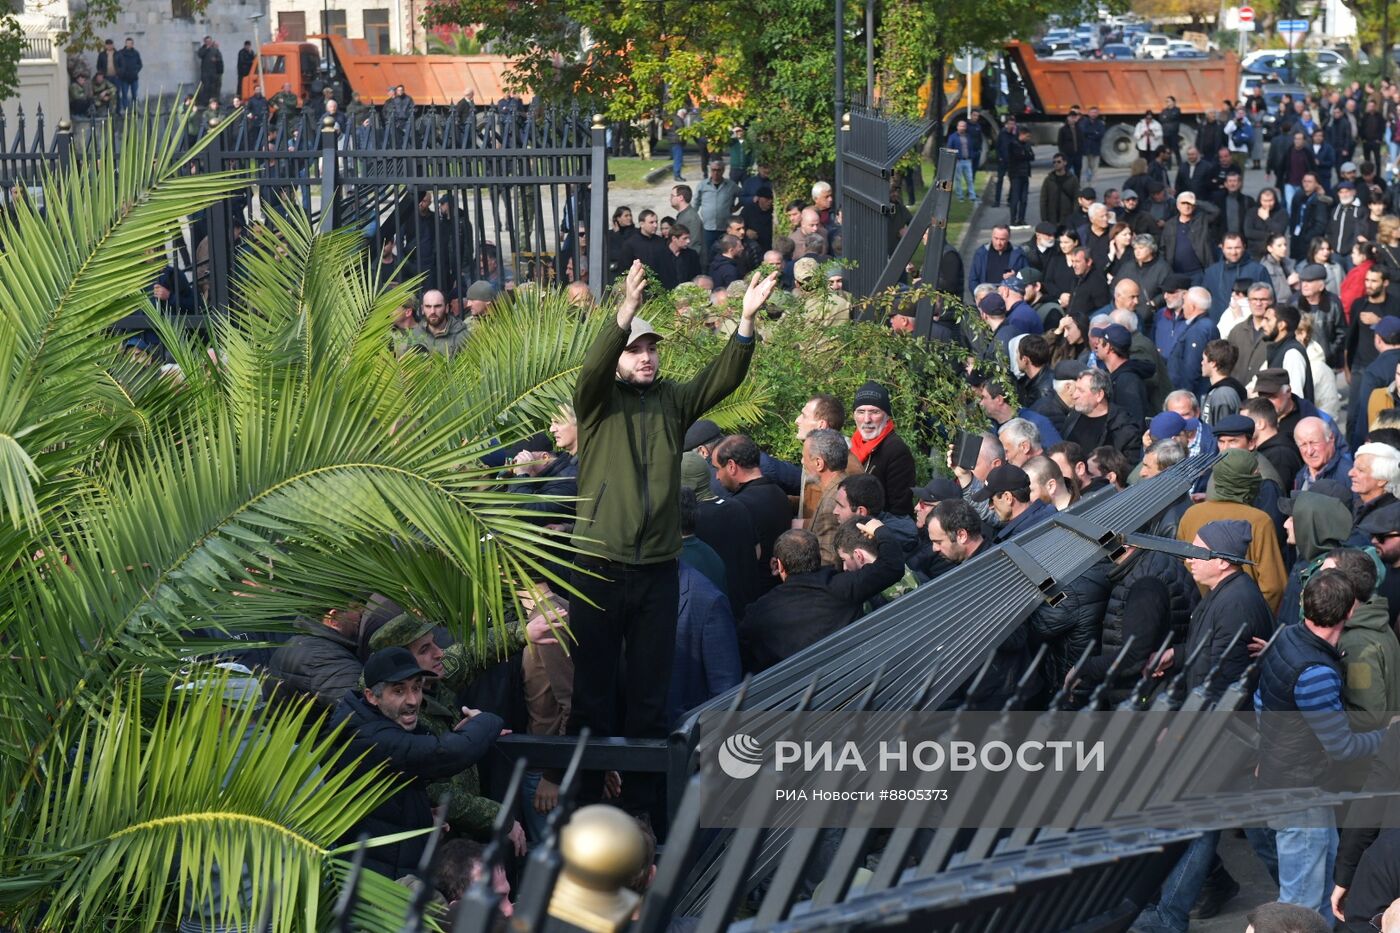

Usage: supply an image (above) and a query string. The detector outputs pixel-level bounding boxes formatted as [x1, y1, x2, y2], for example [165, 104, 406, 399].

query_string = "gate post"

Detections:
[588, 113, 607, 301]
[203, 117, 232, 314]
[319, 115, 339, 234]
[54, 118, 72, 177]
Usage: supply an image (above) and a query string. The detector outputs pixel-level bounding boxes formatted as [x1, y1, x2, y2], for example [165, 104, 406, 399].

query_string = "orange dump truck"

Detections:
[946, 41, 1241, 168]
[1006, 41, 1241, 166]
[240, 34, 529, 108]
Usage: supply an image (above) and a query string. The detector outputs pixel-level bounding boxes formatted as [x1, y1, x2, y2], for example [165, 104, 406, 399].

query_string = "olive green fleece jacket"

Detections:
[572, 322, 755, 564]
[1341, 597, 1400, 732]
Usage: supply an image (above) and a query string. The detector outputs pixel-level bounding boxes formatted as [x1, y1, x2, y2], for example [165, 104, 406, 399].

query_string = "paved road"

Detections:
[959, 145, 1278, 271]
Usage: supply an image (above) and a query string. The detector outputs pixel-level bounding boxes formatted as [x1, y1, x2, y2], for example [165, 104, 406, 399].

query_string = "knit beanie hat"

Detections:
[852, 381, 892, 417]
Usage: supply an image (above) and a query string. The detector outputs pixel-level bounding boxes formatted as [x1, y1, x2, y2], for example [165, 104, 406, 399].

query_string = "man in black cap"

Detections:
[974, 463, 1055, 542]
[1135, 518, 1274, 933]
[849, 380, 916, 517]
[568, 260, 778, 814]
[1093, 322, 1151, 424]
[1119, 189, 1157, 236]
[1358, 500, 1400, 629]
[1297, 263, 1346, 371]
[685, 418, 801, 499]
[333, 647, 506, 880]
[1023, 222, 1060, 274]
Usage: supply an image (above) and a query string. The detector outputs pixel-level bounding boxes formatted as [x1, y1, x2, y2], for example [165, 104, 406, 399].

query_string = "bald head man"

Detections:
[1112, 278, 1140, 314]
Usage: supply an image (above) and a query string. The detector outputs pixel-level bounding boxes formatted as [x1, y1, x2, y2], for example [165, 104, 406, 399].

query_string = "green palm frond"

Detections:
[0, 106, 245, 545]
[2, 668, 403, 931]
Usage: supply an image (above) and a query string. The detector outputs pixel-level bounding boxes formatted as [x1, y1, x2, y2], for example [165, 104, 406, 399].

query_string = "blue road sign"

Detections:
[1277, 19, 1309, 32]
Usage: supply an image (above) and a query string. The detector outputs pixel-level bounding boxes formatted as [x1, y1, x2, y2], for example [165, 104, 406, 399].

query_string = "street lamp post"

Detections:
[248, 12, 266, 99]
[835, 0, 844, 207]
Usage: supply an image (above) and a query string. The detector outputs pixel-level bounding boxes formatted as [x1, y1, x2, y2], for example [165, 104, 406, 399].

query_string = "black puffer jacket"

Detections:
[331, 692, 504, 880]
[1028, 560, 1112, 689]
[1101, 548, 1200, 656]
[265, 622, 362, 710]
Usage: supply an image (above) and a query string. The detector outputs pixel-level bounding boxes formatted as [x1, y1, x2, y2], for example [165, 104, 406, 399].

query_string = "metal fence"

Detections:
[0, 101, 608, 331]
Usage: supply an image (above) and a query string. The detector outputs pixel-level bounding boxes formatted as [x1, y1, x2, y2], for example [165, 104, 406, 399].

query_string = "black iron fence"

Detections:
[0, 102, 608, 331]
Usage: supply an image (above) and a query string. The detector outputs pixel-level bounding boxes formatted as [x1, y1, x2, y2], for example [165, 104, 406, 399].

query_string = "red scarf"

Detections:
[850, 421, 895, 464]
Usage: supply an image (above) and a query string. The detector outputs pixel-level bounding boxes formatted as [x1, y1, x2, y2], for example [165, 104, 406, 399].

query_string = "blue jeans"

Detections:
[1388, 139, 1400, 177]
[117, 78, 137, 111]
[1273, 807, 1337, 926]
[520, 769, 547, 845]
[954, 159, 977, 200]
[672, 143, 684, 179]
[1133, 830, 1220, 932]
[1284, 183, 1301, 214]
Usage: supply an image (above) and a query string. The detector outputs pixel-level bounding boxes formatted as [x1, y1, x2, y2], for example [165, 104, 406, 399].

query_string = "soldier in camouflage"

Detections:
[399, 289, 469, 357]
[270, 83, 300, 122]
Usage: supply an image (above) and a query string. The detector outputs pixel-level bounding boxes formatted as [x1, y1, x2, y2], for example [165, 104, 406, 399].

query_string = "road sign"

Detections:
[1239, 5, 1253, 22]
[952, 50, 987, 76]
[1277, 18, 1308, 31]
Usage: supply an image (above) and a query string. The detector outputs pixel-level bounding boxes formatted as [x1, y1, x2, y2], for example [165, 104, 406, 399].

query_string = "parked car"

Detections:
[1049, 48, 1085, 60]
[1102, 42, 1135, 59]
[1139, 34, 1172, 59]
[1243, 48, 1350, 85]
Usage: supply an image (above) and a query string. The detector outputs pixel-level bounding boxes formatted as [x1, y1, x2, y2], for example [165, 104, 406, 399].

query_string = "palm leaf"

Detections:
[2, 669, 403, 931]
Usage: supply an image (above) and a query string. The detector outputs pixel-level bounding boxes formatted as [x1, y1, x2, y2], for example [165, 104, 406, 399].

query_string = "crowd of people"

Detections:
[133, 71, 1400, 929]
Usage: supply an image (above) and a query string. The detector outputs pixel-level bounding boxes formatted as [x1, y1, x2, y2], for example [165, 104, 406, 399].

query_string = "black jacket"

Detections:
[859, 430, 917, 517]
[1097, 550, 1199, 678]
[1065, 269, 1109, 316]
[1062, 405, 1144, 462]
[1197, 120, 1227, 159]
[1039, 171, 1080, 227]
[1160, 210, 1218, 272]
[521, 453, 578, 524]
[331, 693, 503, 880]
[693, 496, 763, 616]
[1209, 190, 1256, 239]
[1007, 139, 1035, 179]
[1302, 290, 1347, 368]
[1108, 358, 1154, 425]
[1175, 159, 1217, 197]
[1181, 570, 1274, 702]
[730, 476, 793, 568]
[737, 530, 905, 671]
[265, 622, 363, 710]
[1028, 560, 1111, 689]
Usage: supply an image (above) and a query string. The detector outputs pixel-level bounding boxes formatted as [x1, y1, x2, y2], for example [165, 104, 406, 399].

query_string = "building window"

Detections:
[363, 9, 390, 54]
[320, 9, 347, 38]
[171, 0, 195, 21]
[278, 11, 306, 41]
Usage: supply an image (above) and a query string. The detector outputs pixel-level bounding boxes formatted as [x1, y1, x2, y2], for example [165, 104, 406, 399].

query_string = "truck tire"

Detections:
[1100, 123, 1137, 169]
